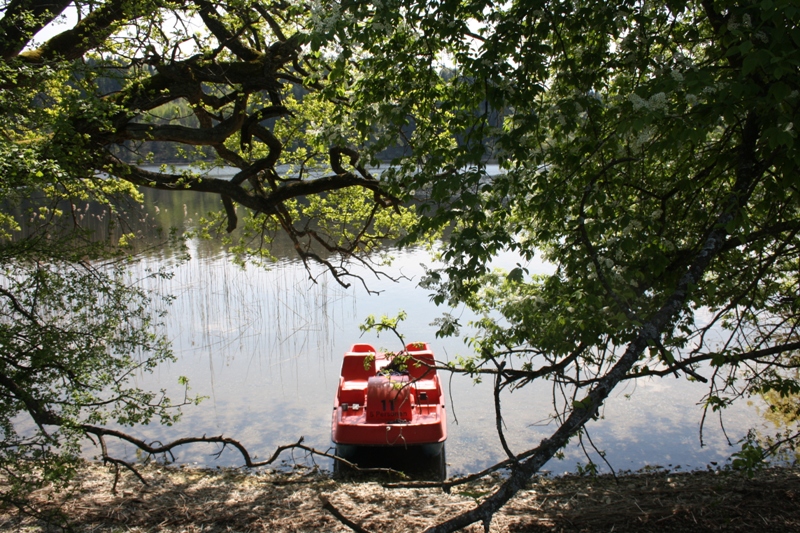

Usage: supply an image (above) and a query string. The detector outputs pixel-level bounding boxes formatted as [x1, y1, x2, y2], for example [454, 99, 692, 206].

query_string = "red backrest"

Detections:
[341, 355, 374, 381]
[406, 343, 436, 380]
[405, 342, 430, 352]
[350, 343, 376, 353]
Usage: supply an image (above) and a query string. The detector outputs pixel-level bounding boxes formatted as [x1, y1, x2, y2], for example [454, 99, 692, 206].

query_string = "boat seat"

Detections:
[341, 353, 375, 383]
[405, 341, 431, 353]
[341, 382, 369, 392]
[411, 380, 441, 402]
[338, 386, 367, 404]
[406, 351, 436, 380]
[349, 343, 377, 353]
[410, 378, 439, 390]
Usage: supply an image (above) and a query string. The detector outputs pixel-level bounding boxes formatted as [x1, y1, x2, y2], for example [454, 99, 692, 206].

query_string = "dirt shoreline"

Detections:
[2, 463, 799, 532]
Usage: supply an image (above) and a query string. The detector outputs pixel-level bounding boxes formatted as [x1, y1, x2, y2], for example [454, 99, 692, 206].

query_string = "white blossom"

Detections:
[311, 1, 341, 33]
[648, 92, 668, 110]
[629, 93, 647, 110]
[630, 125, 654, 151]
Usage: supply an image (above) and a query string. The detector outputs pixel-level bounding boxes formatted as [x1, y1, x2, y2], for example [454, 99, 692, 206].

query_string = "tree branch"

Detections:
[627, 340, 800, 381]
[18, 0, 151, 63]
[320, 495, 375, 533]
[0, 0, 73, 60]
[421, 113, 765, 533]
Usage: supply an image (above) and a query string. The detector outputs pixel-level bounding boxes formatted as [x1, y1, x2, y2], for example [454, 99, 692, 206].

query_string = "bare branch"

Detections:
[421, 112, 765, 533]
[320, 495, 375, 533]
[627, 341, 800, 381]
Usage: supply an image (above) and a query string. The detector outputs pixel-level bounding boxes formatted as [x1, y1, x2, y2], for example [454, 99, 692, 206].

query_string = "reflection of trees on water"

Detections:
[4, 181, 790, 475]
[135, 186, 374, 265]
[7, 182, 343, 264]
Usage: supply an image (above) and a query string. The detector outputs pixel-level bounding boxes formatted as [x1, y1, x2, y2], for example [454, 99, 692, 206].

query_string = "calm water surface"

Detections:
[112, 217, 772, 477]
[64, 166, 774, 476]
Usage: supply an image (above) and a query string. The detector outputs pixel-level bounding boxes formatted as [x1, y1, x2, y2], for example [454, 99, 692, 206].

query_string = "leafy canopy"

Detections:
[318, 0, 799, 529]
[0, 0, 417, 517]
[1, 0, 799, 530]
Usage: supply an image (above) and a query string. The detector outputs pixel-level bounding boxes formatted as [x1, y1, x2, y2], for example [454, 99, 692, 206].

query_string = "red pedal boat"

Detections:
[331, 342, 447, 464]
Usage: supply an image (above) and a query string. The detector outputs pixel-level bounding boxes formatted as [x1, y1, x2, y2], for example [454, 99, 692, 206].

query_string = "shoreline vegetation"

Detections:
[2, 462, 798, 532]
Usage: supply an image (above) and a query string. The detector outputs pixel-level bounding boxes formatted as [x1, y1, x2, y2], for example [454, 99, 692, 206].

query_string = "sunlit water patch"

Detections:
[99, 235, 774, 477]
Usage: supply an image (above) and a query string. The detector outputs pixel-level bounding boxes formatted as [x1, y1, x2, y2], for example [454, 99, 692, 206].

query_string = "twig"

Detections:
[492, 359, 517, 465]
[319, 495, 374, 533]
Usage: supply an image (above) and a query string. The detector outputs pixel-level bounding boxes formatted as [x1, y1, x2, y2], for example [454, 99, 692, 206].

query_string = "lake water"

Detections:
[90, 174, 776, 477]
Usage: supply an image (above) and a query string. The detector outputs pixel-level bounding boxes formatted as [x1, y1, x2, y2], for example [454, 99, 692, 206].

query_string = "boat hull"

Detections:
[334, 441, 444, 461]
[333, 443, 447, 481]
[331, 342, 447, 451]
[332, 406, 447, 447]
